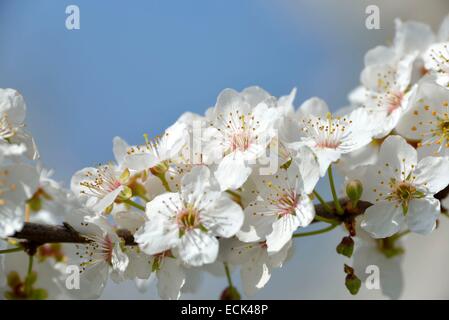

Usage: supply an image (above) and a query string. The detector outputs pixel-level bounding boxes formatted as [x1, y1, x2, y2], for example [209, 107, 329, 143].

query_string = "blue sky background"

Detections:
[0, 0, 376, 182]
[1, 0, 449, 299]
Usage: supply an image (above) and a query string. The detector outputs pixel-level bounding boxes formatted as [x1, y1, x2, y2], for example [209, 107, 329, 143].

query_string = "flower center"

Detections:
[386, 92, 404, 115]
[303, 113, 346, 150]
[387, 181, 424, 215]
[80, 165, 122, 198]
[230, 130, 252, 152]
[77, 234, 114, 271]
[0, 113, 16, 140]
[275, 191, 298, 217]
[177, 205, 201, 234]
[316, 138, 341, 149]
[418, 113, 449, 151]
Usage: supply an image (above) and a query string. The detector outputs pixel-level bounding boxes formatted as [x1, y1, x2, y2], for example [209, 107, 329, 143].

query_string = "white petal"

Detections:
[241, 248, 271, 296]
[113, 210, 146, 233]
[361, 202, 404, 238]
[364, 46, 397, 66]
[238, 202, 276, 243]
[0, 88, 26, 124]
[0, 206, 24, 238]
[378, 135, 417, 178]
[92, 186, 123, 213]
[215, 152, 252, 191]
[297, 97, 329, 118]
[414, 156, 449, 193]
[202, 196, 244, 238]
[74, 262, 109, 299]
[134, 193, 180, 255]
[180, 166, 212, 205]
[393, 18, 435, 55]
[312, 147, 341, 176]
[157, 258, 185, 300]
[178, 229, 219, 267]
[267, 240, 292, 267]
[112, 136, 129, 166]
[438, 14, 449, 41]
[266, 215, 299, 254]
[241, 86, 272, 107]
[124, 152, 158, 172]
[406, 198, 440, 235]
[292, 146, 320, 194]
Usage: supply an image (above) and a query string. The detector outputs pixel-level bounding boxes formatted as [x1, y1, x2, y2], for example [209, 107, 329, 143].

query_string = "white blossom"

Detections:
[237, 162, 315, 253]
[221, 238, 291, 296]
[351, 135, 449, 238]
[135, 166, 244, 267]
[201, 87, 279, 191]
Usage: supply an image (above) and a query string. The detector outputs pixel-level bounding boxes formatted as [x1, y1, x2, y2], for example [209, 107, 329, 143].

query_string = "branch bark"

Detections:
[8, 184, 449, 248]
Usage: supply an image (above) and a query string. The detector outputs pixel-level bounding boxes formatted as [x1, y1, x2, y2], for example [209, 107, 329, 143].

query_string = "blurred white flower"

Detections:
[0, 164, 40, 238]
[222, 238, 291, 297]
[0, 88, 38, 161]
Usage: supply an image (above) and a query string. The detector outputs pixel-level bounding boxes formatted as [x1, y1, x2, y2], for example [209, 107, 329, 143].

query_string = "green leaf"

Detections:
[336, 236, 354, 258]
[345, 274, 362, 295]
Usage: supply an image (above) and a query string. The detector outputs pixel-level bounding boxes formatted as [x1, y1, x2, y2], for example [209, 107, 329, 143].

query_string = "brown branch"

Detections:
[7, 184, 449, 248]
[12, 222, 137, 246]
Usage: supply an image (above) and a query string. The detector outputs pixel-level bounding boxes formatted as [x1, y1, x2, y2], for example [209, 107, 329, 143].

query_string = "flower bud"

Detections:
[343, 264, 361, 295]
[220, 286, 241, 300]
[346, 180, 363, 206]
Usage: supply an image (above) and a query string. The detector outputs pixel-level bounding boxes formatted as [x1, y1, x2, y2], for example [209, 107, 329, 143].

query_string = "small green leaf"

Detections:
[336, 236, 354, 258]
[345, 274, 362, 295]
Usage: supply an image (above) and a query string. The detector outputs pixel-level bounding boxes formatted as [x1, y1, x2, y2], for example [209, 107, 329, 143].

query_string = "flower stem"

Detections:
[25, 203, 31, 223]
[0, 247, 23, 254]
[123, 199, 146, 212]
[390, 230, 410, 241]
[313, 190, 333, 214]
[25, 255, 34, 296]
[314, 215, 339, 225]
[327, 166, 344, 215]
[223, 263, 234, 288]
[27, 255, 34, 275]
[293, 223, 339, 238]
[137, 194, 150, 203]
[157, 174, 172, 192]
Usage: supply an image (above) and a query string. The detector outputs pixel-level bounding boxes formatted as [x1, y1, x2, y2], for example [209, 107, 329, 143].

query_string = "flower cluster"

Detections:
[2, 15, 449, 300]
